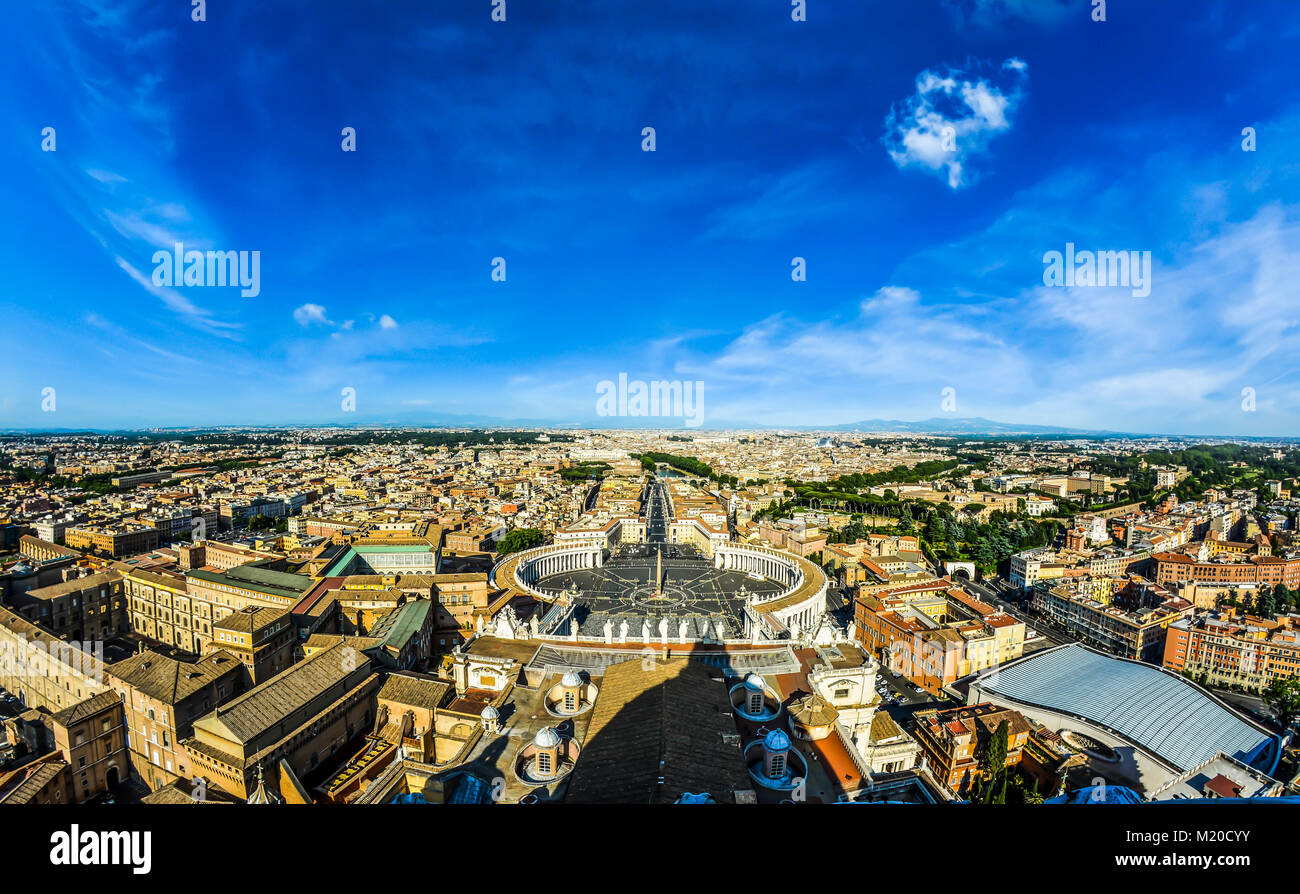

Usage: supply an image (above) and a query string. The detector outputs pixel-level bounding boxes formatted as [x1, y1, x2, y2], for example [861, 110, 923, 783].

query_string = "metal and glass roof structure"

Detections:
[977, 644, 1277, 772]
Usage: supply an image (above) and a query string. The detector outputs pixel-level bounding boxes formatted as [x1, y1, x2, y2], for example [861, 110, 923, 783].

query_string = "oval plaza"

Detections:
[489, 477, 830, 646]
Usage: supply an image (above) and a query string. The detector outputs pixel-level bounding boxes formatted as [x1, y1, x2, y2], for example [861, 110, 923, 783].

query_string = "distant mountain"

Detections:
[0, 414, 1146, 437]
[825, 417, 1114, 436]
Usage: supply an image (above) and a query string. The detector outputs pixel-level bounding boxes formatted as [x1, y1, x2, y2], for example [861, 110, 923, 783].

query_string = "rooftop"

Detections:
[108, 649, 242, 705]
[187, 562, 314, 602]
[191, 643, 369, 746]
[976, 643, 1278, 773]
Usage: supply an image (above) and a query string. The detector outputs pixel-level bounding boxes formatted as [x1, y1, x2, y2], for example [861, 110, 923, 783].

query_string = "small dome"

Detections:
[764, 728, 792, 752]
[533, 726, 561, 748]
[480, 705, 499, 721]
[790, 693, 839, 726]
[743, 673, 766, 692]
[561, 671, 582, 688]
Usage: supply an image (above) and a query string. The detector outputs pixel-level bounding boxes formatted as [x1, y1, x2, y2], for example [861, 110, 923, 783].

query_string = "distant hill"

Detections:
[0, 415, 1140, 437]
[826, 417, 1111, 436]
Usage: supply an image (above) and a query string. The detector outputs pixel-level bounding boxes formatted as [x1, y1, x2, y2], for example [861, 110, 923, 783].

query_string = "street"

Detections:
[960, 576, 1075, 652]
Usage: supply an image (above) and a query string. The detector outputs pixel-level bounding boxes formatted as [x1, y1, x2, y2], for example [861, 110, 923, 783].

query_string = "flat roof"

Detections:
[187, 563, 313, 601]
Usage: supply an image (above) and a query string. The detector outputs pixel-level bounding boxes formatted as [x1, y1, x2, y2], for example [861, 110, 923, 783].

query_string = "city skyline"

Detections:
[5, 0, 1300, 434]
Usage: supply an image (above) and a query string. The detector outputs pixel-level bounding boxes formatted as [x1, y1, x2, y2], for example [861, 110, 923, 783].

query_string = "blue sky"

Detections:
[3, 0, 1300, 434]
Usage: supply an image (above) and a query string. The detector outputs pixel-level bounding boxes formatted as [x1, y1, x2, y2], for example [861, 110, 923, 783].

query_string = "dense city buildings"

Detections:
[1164, 612, 1300, 691]
[1, 428, 1298, 809]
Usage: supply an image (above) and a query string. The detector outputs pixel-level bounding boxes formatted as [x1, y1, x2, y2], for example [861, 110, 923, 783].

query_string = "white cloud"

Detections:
[860, 285, 921, 315]
[378, 314, 398, 329]
[884, 59, 1027, 189]
[293, 303, 331, 326]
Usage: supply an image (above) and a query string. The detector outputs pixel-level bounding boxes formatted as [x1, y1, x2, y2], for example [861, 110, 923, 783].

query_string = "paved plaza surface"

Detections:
[535, 545, 782, 637]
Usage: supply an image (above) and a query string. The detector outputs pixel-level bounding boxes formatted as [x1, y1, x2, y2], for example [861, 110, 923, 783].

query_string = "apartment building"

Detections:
[7, 569, 128, 642]
[107, 648, 247, 792]
[31, 517, 75, 545]
[1031, 579, 1193, 663]
[219, 496, 289, 531]
[1087, 547, 1153, 578]
[1164, 613, 1300, 691]
[65, 523, 160, 558]
[1154, 552, 1300, 589]
[48, 690, 129, 801]
[855, 582, 1025, 691]
[206, 605, 295, 684]
[445, 527, 496, 552]
[1009, 548, 1084, 591]
[911, 702, 1033, 796]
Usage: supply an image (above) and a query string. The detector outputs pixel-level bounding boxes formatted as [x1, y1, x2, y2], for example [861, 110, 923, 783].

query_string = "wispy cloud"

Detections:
[942, 0, 1076, 29]
[115, 256, 242, 338]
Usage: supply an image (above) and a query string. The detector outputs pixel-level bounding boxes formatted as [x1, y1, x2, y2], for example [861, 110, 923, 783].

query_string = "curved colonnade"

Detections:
[491, 540, 827, 641]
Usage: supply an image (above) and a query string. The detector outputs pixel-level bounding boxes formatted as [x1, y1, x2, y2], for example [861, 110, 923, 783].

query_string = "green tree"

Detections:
[1276, 583, 1296, 612]
[247, 514, 275, 532]
[1256, 585, 1277, 620]
[1263, 676, 1300, 731]
[496, 527, 545, 556]
[977, 720, 1010, 804]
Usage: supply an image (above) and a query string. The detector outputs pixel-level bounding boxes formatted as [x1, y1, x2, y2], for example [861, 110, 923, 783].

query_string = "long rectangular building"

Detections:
[1153, 552, 1300, 588]
[183, 642, 379, 799]
[0, 605, 109, 713]
[1164, 613, 1300, 691]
